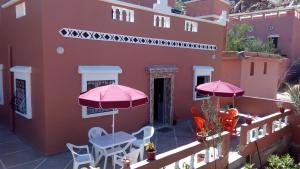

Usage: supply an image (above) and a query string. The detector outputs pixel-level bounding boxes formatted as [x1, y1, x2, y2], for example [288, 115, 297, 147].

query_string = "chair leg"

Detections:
[73, 162, 79, 169]
[104, 156, 107, 169]
[140, 148, 144, 161]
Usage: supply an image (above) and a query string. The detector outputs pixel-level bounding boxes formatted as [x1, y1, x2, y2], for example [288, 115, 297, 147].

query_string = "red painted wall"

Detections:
[39, 0, 226, 154]
[221, 52, 288, 99]
[0, 0, 46, 152]
[186, 0, 231, 17]
[230, 10, 300, 62]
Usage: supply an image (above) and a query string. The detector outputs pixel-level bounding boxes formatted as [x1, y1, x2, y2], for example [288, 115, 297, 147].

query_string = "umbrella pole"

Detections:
[233, 97, 235, 108]
[113, 112, 115, 169]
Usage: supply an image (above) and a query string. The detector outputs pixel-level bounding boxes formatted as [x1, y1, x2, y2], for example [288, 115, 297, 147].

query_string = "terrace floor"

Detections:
[0, 120, 242, 169]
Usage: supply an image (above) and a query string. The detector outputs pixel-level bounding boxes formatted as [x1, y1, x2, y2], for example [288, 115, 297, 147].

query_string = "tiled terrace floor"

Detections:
[0, 121, 241, 169]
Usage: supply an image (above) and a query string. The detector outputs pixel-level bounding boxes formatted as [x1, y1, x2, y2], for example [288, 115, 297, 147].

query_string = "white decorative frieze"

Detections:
[59, 28, 217, 51]
[112, 6, 134, 22]
[153, 15, 170, 28]
[184, 20, 198, 32]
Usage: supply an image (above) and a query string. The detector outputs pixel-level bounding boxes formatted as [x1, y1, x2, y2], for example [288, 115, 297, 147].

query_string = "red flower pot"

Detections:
[245, 118, 252, 125]
[196, 132, 207, 143]
[147, 151, 156, 161]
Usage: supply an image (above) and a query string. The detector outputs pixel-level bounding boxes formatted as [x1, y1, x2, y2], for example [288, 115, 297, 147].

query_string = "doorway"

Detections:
[153, 78, 171, 124]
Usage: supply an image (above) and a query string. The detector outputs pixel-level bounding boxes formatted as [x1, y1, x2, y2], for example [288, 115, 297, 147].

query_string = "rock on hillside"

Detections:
[231, 0, 300, 13]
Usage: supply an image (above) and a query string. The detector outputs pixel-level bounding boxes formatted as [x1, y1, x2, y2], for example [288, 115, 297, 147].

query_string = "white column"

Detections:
[204, 148, 210, 163]
[190, 154, 195, 168]
[129, 10, 134, 22]
[247, 130, 251, 144]
[119, 9, 123, 21]
[262, 124, 267, 137]
[112, 7, 117, 20]
[158, 16, 162, 27]
[125, 10, 130, 22]
[154, 15, 157, 26]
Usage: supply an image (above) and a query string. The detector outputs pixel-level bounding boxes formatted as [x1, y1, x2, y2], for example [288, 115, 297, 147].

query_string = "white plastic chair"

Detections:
[114, 148, 142, 168]
[131, 126, 155, 160]
[66, 143, 95, 169]
[88, 127, 108, 161]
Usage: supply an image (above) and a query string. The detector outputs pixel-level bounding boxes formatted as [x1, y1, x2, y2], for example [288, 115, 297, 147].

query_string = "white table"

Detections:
[89, 131, 136, 169]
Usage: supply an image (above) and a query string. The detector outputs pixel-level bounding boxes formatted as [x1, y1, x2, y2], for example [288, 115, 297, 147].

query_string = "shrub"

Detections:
[227, 24, 276, 53]
[265, 154, 300, 169]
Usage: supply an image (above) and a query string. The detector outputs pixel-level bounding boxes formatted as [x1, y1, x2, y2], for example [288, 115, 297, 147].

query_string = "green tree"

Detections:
[287, 84, 300, 116]
[173, 0, 186, 13]
[227, 24, 276, 53]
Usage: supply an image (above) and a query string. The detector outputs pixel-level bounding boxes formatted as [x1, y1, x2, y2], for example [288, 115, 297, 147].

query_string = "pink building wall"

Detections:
[0, 0, 226, 154]
[222, 52, 288, 99]
[185, 0, 231, 17]
[0, 0, 46, 152]
[230, 9, 300, 61]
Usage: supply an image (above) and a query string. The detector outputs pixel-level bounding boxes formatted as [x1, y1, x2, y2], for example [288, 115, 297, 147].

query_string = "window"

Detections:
[0, 64, 3, 105]
[185, 20, 198, 32]
[268, 35, 279, 49]
[112, 6, 134, 22]
[10, 66, 32, 119]
[193, 66, 214, 100]
[153, 15, 170, 28]
[78, 66, 122, 118]
[263, 62, 267, 74]
[16, 2, 26, 19]
[250, 62, 254, 76]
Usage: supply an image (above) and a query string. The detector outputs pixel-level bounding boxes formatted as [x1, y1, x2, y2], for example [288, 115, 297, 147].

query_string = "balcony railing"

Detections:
[131, 131, 230, 169]
[239, 109, 292, 156]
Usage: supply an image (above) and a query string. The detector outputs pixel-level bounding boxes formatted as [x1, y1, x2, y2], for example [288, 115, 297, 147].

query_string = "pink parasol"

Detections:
[196, 80, 244, 97]
[78, 84, 148, 109]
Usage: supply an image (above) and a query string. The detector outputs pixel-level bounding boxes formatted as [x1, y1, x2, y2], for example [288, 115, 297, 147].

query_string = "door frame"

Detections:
[146, 65, 178, 125]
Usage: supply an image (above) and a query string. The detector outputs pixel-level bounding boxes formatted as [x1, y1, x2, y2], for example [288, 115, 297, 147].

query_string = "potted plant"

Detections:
[145, 142, 156, 161]
[245, 114, 253, 124]
[196, 129, 208, 143]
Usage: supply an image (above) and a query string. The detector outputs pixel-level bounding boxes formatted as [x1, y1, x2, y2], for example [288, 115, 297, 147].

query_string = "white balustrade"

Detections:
[112, 6, 134, 22]
[184, 20, 198, 32]
[154, 15, 170, 28]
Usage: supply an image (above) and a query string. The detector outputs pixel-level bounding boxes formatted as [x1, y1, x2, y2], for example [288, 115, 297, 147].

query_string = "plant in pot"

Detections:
[196, 128, 208, 143]
[245, 114, 253, 124]
[145, 142, 156, 161]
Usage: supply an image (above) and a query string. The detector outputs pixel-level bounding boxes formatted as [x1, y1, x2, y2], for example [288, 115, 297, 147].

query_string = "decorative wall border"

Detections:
[59, 28, 217, 51]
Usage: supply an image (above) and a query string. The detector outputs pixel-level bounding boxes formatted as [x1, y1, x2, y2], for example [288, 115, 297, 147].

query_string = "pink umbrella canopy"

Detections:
[196, 80, 244, 97]
[78, 84, 148, 109]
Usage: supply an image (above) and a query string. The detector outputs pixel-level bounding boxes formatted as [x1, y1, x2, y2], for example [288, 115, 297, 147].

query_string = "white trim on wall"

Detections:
[193, 66, 214, 101]
[10, 66, 32, 119]
[78, 66, 122, 118]
[1, 0, 21, 9]
[0, 64, 4, 105]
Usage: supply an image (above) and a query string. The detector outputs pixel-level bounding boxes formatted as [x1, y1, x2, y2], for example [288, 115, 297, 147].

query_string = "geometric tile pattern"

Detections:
[59, 28, 217, 51]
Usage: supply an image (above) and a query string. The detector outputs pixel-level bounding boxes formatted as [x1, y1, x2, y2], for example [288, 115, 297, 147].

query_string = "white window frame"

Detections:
[78, 66, 122, 118]
[0, 64, 4, 105]
[193, 66, 214, 101]
[15, 2, 26, 19]
[10, 66, 32, 119]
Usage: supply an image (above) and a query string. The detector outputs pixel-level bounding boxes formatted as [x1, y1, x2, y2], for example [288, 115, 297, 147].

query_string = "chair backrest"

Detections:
[191, 107, 200, 117]
[142, 126, 155, 143]
[88, 127, 108, 140]
[66, 143, 90, 162]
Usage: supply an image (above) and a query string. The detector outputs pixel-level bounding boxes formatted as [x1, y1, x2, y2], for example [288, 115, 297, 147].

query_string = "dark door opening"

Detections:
[269, 37, 279, 49]
[153, 78, 171, 124]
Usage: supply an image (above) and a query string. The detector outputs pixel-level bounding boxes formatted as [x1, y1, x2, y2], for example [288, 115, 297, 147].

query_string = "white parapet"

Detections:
[153, 0, 172, 14]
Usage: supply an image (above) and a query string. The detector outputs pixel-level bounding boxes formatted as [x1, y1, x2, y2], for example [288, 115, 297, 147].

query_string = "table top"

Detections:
[89, 131, 136, 149]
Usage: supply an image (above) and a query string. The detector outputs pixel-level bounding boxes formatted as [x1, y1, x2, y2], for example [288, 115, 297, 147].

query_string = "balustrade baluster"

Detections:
[112, 7, 117, 20]
[247, 130, 251, 144]
[254, 128, 259, 140]
[119, 9, 123, 21]
[129, 10, 134, 22]
[158, 16, 162, 27]
[125, 10, 130, 22]
[190, 154, 195, 168]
